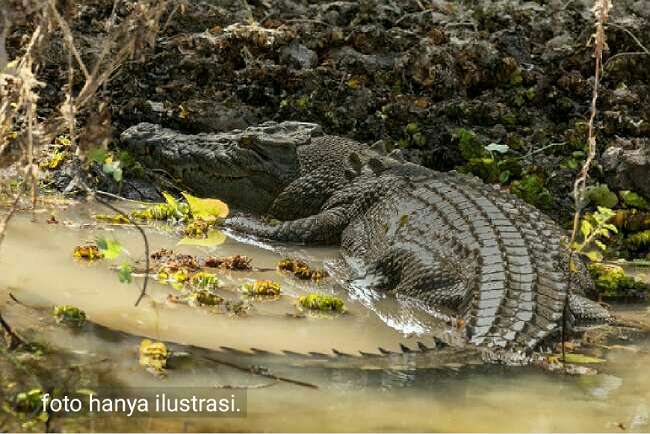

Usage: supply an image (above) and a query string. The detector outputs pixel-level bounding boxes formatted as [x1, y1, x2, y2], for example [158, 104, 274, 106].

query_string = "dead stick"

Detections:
[94, 193, 150, 307]
[0, 311, 25, 348]
[202, 356, 318, 390]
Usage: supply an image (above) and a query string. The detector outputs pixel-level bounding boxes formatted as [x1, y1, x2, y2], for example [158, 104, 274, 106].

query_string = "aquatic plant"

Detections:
[190, 272, 220, 290]
[242, 280, 281, 296]
[94, 214, 131, 224]
[204, 255, 252, 271]
[278, 258, 327, 281]
[190, 289, 224, 307]
[297, 293, 345, 313]
[53, 305, 87, 327]
[72, 245, 103, 260]
[139, 339, 168, 374]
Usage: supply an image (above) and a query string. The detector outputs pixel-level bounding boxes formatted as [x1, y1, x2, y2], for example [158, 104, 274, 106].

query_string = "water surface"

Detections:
[1, 201, 649, 432]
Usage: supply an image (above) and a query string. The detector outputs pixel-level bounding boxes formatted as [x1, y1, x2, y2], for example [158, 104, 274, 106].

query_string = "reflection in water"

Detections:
[0, 204, 649, 432]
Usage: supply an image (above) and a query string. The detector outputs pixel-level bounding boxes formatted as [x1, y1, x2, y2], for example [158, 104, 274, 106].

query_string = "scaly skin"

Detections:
[122, 121, 612, 357]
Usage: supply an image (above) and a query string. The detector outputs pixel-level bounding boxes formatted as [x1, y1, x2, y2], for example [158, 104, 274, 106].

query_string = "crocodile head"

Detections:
[120, 121, 322, 213]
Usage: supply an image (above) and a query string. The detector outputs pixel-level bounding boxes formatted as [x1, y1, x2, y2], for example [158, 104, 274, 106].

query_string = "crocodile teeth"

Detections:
[399, 344, 413, 353]
[417, 341, 431, 352]
[219, 346, 252, 355]
[358, 351, 382, 357]
[282, 350, 307, 357]
[332, 349, 354, 358]
[308, 352, 331, 359]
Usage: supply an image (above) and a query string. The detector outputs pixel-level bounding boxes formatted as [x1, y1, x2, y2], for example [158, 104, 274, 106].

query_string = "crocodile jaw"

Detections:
[120, 121, 321, 213]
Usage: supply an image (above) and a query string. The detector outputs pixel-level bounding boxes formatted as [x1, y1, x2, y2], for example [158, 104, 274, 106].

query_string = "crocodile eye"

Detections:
[239, 138, 271, 161]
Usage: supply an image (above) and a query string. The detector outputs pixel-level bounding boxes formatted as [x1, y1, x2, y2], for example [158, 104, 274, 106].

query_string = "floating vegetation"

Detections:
[53, 305, 87, 327]
[242, 280, 281, 296]
[191, 289, 224, 306]
[139, 339, 168, 375]
[131, 192, 187, 221]
[168, 289, 224, 307]
[297, 293, 345, 313]
[557, 353, 606, 364]
[151, 248, 174, 260]
[72, 245, 103, 260]
[94, 214, 131, 224]
[131, 202, 181, 221]
[278, 258, 327, 281]
[183, 218, 215, 237]
[205, 255, 252, 271]
[158, 267, 190, 284]
[177, 230, 227, 247]
[190, 271, 220, 290]
[225, 300, 250, 316]
[151, 249, 200, 271]
[96, 237, 124, 260]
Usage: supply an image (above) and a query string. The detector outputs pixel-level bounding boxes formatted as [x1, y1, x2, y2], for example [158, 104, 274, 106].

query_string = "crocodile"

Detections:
[121, 121, 612, 358]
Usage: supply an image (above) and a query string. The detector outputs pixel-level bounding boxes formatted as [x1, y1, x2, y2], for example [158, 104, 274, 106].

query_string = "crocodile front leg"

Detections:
[226, 206, 351, 244]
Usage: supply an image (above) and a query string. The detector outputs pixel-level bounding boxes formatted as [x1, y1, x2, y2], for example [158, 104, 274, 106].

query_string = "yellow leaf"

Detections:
[178, 230, 227, 247]
[181, 192, 229, 221]
[586, 250, 603, 262]
[162, 191, 178, 209]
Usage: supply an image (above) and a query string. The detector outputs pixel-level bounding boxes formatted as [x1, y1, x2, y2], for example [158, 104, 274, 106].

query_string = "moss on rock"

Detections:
[510, 175, 553, 210]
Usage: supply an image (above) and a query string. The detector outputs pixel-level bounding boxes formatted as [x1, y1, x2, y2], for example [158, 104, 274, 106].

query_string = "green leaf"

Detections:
[102, 162, 114, 174]
[112, 167, 123, 182]
[580, 220, 593, 240]
[596, 228, 612, 237]
[177, 230, 227, 247]
[484, 143, 510, 154]
[162, 192, 178, 209]
[88, 148, 108, 164]
[586, 250, 603, 262]
[181, 192, 229, 221]
[499, 170, 511, 184]
[118, 263, 133, 284]
[596, 206, 616, 220]
[603, 223, 618, 234]
[594, 240, 607, 251]
[96, 237, 123, 260]
[585, 184, 618, 208]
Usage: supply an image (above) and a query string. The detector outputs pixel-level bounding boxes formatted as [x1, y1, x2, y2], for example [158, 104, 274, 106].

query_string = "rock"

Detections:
[602, 138, 650, 199]
[279, 42, 318, 69]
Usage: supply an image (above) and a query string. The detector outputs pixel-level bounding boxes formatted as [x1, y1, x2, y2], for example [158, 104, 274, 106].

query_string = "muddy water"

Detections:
[1, 202, 650, 432]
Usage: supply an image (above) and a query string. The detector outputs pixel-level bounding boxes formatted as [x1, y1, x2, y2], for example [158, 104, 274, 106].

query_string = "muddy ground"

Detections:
[5, 0, 650, 223]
